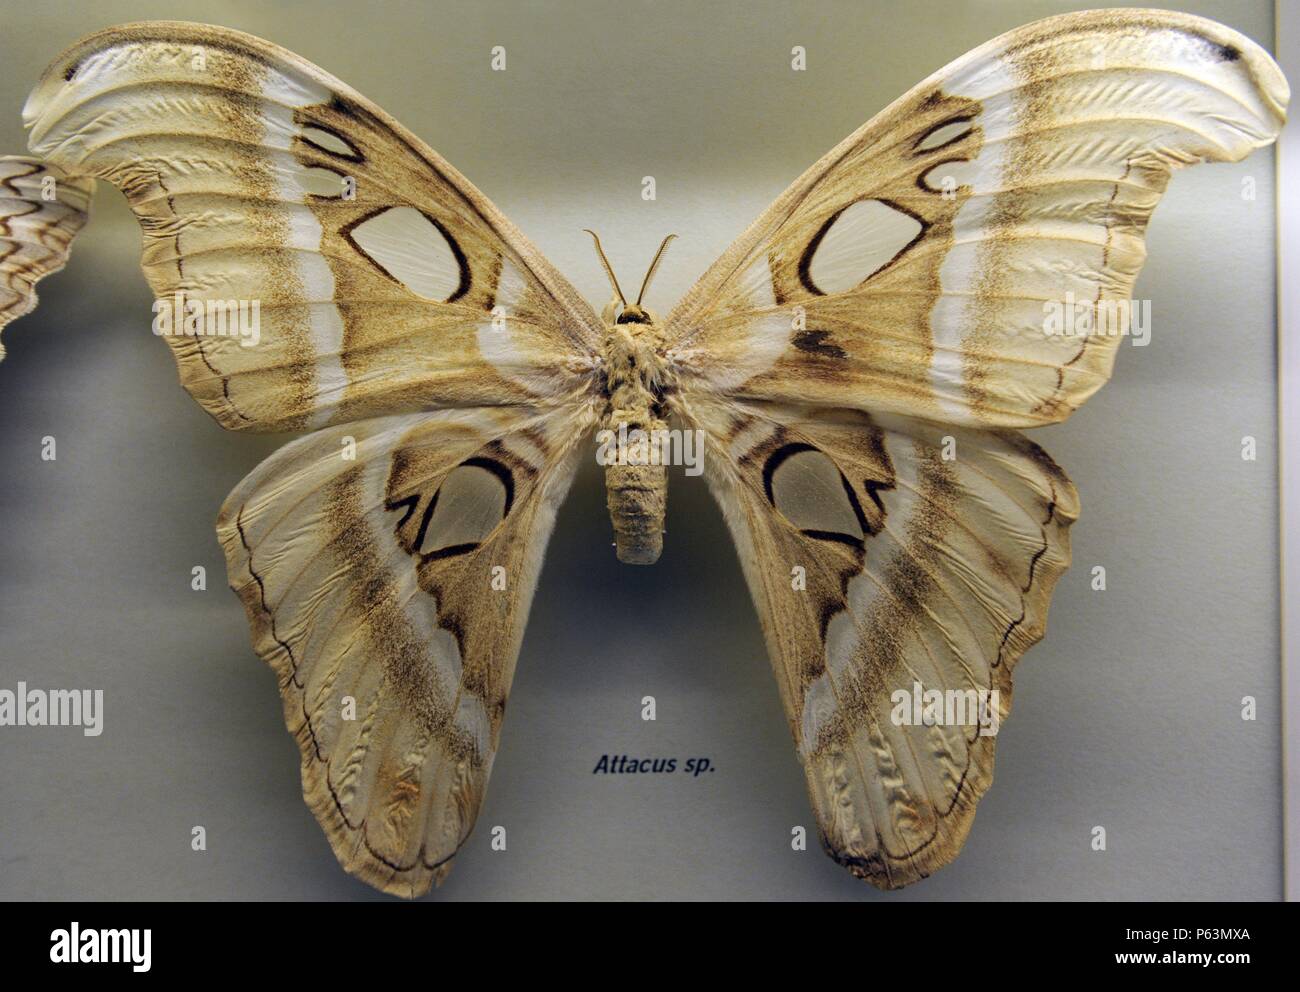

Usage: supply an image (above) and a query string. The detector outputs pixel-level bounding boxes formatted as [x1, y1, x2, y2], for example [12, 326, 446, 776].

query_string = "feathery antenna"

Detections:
[635, 234, 677, 306]
[583, 229, 626, 307]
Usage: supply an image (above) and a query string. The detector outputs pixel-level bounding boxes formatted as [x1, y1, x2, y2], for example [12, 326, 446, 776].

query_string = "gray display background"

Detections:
[0, 0, 1283, 900]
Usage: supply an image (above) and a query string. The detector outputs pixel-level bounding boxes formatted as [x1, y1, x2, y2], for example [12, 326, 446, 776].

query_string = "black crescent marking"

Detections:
[384, 494, 420, 530]
[799, 528, 865, 550]
[461, 456, 516, 516]
[428, 216, 472, 304]
[838, 472, 872, 537]
[917, 157, 973, 194]
[796, 211, 841, 297]
[402, 456, 515, 557]
[411, 489, 440, 555]
[863, 478, 893, 520]
[762, 442, 817, 504]
[421, 542, 482, 562]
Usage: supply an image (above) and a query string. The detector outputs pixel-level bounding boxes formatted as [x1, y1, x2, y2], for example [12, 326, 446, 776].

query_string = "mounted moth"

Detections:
[0, 10, 1287, 896]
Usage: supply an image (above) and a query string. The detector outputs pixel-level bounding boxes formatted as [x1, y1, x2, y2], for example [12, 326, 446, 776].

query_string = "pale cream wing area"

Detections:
[23, 22, 602, 432]
[666, 9, 1288, 428]
[683, 394, 1076, 887]
[217, 402, 594, 897]
[0, 156, 93, 356]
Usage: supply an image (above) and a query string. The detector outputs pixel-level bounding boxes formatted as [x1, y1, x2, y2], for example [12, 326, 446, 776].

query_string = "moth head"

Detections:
[585, 230, 676, 326]
[614, 303, 653, 325]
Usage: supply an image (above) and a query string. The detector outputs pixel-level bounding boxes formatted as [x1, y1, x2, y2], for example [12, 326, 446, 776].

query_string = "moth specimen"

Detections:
[0, 10, 1286, 896]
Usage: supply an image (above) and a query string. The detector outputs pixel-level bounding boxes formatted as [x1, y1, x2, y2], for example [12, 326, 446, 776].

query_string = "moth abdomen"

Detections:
[605, 452, 667, 564]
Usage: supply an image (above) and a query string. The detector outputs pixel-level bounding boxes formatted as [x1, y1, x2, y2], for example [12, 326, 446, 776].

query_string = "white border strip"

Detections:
[1279, 0, 1299, 903]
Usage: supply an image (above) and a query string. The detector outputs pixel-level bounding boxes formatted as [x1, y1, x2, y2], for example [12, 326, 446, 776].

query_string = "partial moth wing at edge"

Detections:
[0, 156, 93, 358]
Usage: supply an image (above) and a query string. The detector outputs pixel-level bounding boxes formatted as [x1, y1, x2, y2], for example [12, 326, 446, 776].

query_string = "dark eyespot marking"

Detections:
[798, 198, 928, 296]
[460, 456, 516, 516]
[342, 206, 471, 303]
[1205, 39, 1240, 61]
[913, 115, 976, 154]
[918, 158, 977, 194]
[299, 122, 364, 162]
[386, 456, 515, 561]
[763, 443, 869, 547]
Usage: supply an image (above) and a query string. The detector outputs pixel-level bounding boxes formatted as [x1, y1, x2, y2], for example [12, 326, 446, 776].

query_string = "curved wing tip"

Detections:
[1012, 8, 1290, 127]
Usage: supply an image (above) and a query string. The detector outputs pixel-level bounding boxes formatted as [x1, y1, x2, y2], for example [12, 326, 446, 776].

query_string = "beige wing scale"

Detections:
[23, 21, 602, 433]
[667, 10, 1286, 886]
[218, 404, 593, 896]
[0, 156, 93, 356]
